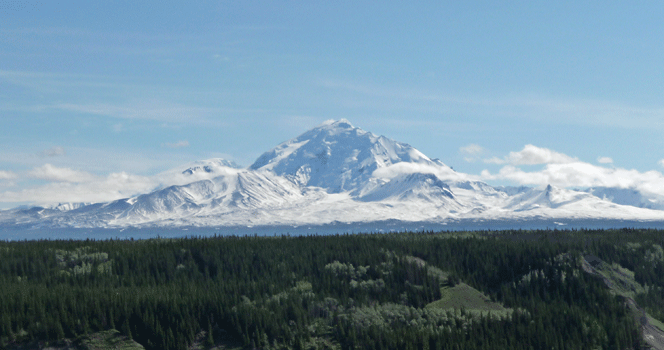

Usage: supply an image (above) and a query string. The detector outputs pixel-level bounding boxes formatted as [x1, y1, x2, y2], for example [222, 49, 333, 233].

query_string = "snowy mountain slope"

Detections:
[100, 184, 663, 228]
[37, 158, 240, 216]
[250, 119, 452, 194]
[505, 185, 596, 211]
[48, 202, 93, 212]
[358, 173, 456, 205]
[0, 199, 133, 228]
[106, 170, 317, 226]
[585, 187, 664, 211]
[0, 169, 315, 228]
[115, 180, 216, 222]
[480, 184, 664, 221]
[2, 119, 664, 229]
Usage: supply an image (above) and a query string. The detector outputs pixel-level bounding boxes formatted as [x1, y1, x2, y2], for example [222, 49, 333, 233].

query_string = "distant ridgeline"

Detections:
[3, 228, 664, 349]
[5, 120, 664, 231]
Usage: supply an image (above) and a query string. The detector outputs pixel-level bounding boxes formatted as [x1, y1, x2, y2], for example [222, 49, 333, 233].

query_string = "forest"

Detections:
[2, 228, 664, 349]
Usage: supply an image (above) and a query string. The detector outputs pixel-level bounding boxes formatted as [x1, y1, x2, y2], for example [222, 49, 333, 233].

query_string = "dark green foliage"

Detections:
[0, 229, 659, 349]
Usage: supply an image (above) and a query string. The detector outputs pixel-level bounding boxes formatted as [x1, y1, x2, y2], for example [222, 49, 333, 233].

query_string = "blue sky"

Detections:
[1, 1, 664, 208]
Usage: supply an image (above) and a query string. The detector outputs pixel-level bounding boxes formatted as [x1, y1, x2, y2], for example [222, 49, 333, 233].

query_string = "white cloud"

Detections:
[460, 144, 483, 155]
[0, 159, 242, 206]
[483, 157, 505, 164]
[482, 157, 664, 197]
[0, 170, 17, 180]
[372, 162, 473, 182]
[459, 144, 484, 163]
[152, 162, 241, 188]
[480, 146, 664, 197]
[27, 164, 96, 183]
[164, 140, 190, 149]
[0, 171, 156, 205]
[40, 146, 66, 157]
[659, 159, 664, 168]
[484, 144, 576, 165]
[99, 172, 155, 196]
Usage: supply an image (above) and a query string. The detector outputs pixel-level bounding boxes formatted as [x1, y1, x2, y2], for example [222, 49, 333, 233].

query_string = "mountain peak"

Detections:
[182, 158, 241, 175]
[249, 119, 447, 193]
[319, 118, 354, 128]
[307, 119, 365, 139]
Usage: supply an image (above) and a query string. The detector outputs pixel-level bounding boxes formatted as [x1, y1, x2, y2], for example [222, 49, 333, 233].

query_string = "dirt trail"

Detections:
[624, 298, 664, 350]
[643, 323, 664, 350]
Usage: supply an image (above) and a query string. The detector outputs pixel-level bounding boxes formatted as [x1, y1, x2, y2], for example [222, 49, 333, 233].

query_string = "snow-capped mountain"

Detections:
[250, 119, 451, 194]
[1, 119, 663, 230]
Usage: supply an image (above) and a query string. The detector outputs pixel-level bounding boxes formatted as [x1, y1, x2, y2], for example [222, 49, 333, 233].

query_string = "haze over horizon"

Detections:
[1, 2, 664, 209]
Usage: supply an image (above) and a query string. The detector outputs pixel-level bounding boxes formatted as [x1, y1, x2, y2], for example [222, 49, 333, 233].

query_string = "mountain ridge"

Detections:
[1, 119, 663, 229]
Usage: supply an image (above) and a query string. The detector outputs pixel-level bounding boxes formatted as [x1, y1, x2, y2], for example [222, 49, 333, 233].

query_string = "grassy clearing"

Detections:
[593, 261, 645, 299]
[426, 282, 513, 318]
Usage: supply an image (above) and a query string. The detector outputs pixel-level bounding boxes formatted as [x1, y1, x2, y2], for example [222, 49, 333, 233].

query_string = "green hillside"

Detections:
[4, 228, 664, 349]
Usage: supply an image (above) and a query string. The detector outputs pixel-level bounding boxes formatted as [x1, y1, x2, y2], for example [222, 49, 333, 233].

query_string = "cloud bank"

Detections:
[372, 162, 473, 182]
[2, 143, 664, 208]
[484, 144, 577, 165]
[0, 169, 155, 205]
[28, 164, 96, 183]
[481, 147, 664, 197]
[0, 160, 241, 206]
